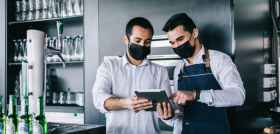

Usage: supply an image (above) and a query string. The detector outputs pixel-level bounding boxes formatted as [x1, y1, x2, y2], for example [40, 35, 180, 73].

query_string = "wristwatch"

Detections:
[195, 90, 201, 101]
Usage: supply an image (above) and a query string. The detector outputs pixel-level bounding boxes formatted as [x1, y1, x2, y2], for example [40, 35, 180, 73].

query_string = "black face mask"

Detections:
[128, 42, 151, 60]
[172, 35, 196, 58]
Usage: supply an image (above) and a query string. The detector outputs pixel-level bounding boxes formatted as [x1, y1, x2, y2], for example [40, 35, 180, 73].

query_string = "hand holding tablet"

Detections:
[134, 89, 171, 111]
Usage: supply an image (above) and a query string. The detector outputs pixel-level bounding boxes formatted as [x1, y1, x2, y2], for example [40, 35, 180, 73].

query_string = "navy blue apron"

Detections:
[178, 49, 230, 134]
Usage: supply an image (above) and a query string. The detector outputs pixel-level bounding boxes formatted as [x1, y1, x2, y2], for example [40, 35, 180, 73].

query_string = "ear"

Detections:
[124, 35, 129, 46]
[193, 28, 199, 38]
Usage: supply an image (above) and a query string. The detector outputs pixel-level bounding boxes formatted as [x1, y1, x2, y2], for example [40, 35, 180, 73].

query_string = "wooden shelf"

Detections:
[9, 15, 83, 25]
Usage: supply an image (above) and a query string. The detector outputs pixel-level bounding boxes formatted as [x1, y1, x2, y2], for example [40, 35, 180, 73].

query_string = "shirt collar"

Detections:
[122, 52, 150, 67]
[183, 44, 205, 65]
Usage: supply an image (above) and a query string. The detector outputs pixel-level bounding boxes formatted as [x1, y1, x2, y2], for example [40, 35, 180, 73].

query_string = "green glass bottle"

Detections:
[32, 96, 47, 134]
[0, 96, 6, 134]
[6, 95, 19, 134]
[18, 96, 32, 134]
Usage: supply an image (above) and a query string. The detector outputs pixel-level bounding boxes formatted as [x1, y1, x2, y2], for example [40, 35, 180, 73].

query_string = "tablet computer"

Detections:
[134, 89, 170, 111]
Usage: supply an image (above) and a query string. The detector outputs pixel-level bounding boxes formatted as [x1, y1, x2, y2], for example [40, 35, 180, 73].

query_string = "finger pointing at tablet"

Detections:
[168, 90, 196, 105]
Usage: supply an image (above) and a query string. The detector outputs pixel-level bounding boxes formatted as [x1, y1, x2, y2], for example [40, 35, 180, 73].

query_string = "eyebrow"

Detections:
[134, 37, 142, 40]
[134, 37, 152, 41]
[169, 36, 184, 43]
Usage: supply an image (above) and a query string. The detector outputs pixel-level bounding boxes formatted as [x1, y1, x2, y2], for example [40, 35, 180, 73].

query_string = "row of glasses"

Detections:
[15, 0, 84, 21]
[47, 35, 83, 62]
[13, 39, 27, 63]
[52, 92, 83, 106]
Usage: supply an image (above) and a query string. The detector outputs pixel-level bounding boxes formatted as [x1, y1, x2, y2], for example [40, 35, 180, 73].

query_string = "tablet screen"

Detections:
[134, 89, 170, 111]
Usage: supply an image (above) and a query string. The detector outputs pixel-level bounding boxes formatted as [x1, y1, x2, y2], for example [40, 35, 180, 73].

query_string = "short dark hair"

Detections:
[126, 17, 154, 40]
[162, 13, 196, 34]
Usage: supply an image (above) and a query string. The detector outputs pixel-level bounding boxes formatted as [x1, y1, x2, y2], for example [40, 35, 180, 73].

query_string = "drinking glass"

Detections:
[18, 39, 25, 62]
[66, 0, 74, 16]
[59, 92, 66, 104]
[52, 92, 58, 104]
[62, 37, 70, 61]
[42, 9, 48, 19]
[73, 0, 81, 15]
[66, 36, 74, 61]
[13, 40, 19, 62]
[42, 0, 48, 10]
[22, 0, 27, 12]
[61, 0, 67, 17]
[35, 0, 42, 10]
[48, 0, 54, 18]
[22, 11, 27, 21]
[28, 0, 34, 11]
[53, 37, 61, 62]
[15, 12, 22, 21]
[56, 0, 61, 17]
[23, 39, 27, 61]
[66, 92, 75, 104]
[73, 35, 78, 60]
[35, 10, 42, 20]
[52, 0, 58, 18]
[73, 35, 83, 61]
[79, 35, 83, 60]
[15, 1, 22, 12]
[80, 0, 83, 15]
[27, 11, 34, 20]
[47, 37, 54, 62]
[75, 92, 84, 106]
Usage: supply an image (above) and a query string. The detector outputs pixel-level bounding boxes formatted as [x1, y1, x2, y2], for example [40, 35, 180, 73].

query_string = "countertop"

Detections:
[47, 122, 106, 134]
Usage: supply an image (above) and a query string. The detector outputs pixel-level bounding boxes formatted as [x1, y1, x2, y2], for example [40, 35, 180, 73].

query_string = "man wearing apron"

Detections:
[157, 13, 245, 134]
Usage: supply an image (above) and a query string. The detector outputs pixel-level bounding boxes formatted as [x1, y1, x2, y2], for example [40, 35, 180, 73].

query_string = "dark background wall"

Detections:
[98, 0, 235, 131]
[98, 0, 234, 62]
[235, 0, 276, 133]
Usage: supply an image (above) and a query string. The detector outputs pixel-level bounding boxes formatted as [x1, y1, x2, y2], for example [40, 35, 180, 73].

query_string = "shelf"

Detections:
[8, 61, 83, 66]
[45, 105, 84, 113]
[9, 15, 83, 25]
[6, 105, 84, 113]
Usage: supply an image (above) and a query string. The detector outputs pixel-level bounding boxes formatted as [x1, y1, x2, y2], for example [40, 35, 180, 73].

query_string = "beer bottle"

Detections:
[6, 95, 19, 134]
[0, 96, 6, 134]
[32, 96, 47, 134]
[18, 96, 31, 134]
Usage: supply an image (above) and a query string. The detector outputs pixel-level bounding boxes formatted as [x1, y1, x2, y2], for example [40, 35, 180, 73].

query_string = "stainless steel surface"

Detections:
[234, 0, 276, 133]
[47, 122, 105, 134]
[26, 30, 47, 115]
[0, 0, 6, 115]
[84, 0, 100, 125]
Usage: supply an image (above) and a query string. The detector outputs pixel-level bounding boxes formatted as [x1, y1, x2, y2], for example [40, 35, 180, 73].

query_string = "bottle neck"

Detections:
[8, 98, 17, 115]
[0, 98, 3, 115]
[21, 98, 29, 116]
[36, 98, 44, 116]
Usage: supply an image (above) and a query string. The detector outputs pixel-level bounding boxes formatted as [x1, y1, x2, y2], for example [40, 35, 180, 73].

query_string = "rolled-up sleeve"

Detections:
[92, 61, 115, 113]
[198, 54, 246, 107]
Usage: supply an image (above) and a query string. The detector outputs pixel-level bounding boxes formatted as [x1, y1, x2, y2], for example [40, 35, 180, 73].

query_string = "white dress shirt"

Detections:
[172, 45, 246, 134]
[92, 53, 177, 134]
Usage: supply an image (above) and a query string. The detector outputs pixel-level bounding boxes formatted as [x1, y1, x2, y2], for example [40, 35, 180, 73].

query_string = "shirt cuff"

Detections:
[99, 93, 115, 113]
[197, 90, 214, 106]
[161, 113, 178, 126]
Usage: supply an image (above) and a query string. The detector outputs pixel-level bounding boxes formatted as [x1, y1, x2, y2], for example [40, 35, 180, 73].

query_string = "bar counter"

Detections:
[47, 122, 106, 134]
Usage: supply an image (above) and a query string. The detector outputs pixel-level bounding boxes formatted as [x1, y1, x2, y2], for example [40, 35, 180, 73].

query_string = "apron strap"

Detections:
[180, 48, 210, 74]
[203, 48, 210, 67]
